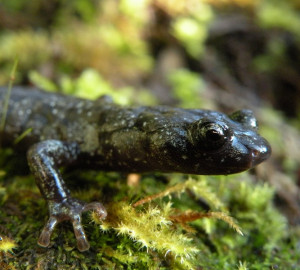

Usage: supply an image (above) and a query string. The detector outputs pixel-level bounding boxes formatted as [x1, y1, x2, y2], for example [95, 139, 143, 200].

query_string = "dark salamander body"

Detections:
[0, 87, 271, 251]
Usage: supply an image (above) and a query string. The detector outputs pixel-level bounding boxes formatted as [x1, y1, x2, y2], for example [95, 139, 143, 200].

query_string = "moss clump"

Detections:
[96, 202, 198, 268]
[0, 236, 17, 252]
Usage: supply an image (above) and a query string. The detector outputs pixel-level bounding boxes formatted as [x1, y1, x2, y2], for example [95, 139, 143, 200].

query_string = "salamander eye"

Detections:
[189, 121, 231, 151]
[204, 124, 225, 142]
[201, 122, 229, 149]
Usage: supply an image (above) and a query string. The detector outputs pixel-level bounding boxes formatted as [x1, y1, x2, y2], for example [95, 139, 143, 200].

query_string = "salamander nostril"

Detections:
[252, 149, 260, 158]
[250, 139, 271, 167]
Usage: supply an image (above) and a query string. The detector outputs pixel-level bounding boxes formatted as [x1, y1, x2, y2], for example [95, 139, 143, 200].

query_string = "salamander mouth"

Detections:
[221, 138, 271, 174]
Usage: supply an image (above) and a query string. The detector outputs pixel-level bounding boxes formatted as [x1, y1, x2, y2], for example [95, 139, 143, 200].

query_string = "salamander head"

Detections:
[183, 109, 271, 175]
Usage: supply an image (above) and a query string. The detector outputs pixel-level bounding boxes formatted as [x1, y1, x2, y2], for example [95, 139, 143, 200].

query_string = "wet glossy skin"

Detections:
[0, 87, 271, 251]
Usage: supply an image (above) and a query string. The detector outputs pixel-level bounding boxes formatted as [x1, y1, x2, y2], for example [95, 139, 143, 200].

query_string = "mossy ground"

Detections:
[0, 161, 298, 269]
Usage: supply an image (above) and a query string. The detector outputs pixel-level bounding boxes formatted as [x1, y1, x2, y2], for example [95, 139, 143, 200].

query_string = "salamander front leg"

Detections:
[27, 140, 107, 251]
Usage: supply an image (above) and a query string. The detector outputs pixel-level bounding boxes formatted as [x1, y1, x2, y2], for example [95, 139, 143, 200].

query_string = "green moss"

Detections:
[0, 1, 153, 85]
[29, 68, 157, 105]
[170, 1, 214, 58]
[257, 0, 300, 39]
[167, 69, 206, 108]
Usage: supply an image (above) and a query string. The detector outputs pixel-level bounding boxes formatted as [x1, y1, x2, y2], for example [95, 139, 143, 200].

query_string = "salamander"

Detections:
[0, 86, 271, 251]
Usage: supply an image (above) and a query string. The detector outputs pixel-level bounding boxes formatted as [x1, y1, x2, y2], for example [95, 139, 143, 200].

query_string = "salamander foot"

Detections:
[38, 198, 107, 252]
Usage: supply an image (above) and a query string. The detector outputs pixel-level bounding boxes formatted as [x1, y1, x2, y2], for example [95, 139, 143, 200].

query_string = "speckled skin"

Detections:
[0, 87, 271, 251]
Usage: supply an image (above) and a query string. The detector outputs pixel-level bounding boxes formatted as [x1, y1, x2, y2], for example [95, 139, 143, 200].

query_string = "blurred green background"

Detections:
[0, 0, 300, 269]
